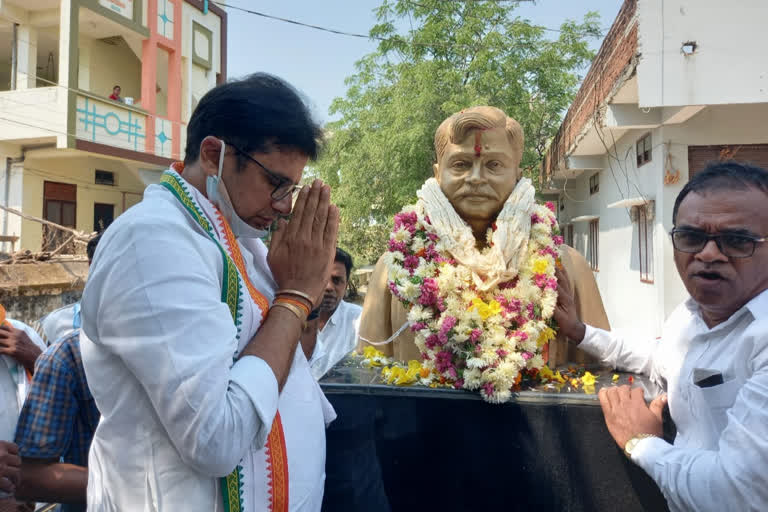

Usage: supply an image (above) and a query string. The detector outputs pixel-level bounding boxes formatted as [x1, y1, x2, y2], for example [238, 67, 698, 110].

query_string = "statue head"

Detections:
[433, 106, 524, 232]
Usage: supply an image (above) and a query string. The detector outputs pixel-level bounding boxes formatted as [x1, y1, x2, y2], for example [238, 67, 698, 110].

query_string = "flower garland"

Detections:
[384, 189, 564, 403]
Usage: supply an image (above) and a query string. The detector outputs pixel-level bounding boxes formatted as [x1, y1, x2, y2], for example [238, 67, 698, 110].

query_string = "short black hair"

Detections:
[673, 160, 768, 225]
[335, 248, 353, 280]
[86, 232, 103, 263]
[183, 73, 323, 166]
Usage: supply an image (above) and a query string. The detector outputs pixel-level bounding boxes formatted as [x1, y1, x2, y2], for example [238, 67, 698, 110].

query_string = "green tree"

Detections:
[317, 0, 601, 265]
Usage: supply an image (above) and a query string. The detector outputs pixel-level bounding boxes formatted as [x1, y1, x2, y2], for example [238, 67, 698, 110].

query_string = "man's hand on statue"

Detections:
[268, 179, 340, 305]
[599, 386, 665, 449]
[553, 266, 586, 343]
[0, 324, 42, 375]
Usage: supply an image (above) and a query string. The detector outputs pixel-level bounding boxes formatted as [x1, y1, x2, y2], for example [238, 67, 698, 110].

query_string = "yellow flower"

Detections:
[532, 258, 550, 274]
[583, 384, 596, 395]
[470, 298, 502, 320]
[612, 373, 620, 382]
[537, 327, 557, 347]
[554, 371, 566, 384]
[581, 371, 597, 387]
[539, 365, 554, 381]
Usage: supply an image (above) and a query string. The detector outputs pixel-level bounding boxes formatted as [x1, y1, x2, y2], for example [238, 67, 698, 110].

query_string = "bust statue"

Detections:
[358, 106, 609, 370]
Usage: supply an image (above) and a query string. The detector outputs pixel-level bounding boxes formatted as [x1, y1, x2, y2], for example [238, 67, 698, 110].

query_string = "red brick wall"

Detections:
[543, 0, 638, 183]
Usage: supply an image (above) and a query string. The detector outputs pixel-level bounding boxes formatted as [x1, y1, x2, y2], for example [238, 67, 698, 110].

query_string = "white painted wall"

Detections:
[0, 87, 66, 141]
[637, 0, 768, 107]
[561, 102, 768, 337]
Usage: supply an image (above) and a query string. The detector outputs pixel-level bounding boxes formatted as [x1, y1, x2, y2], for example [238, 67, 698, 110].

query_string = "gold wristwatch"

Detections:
[624, 433, 657, 458]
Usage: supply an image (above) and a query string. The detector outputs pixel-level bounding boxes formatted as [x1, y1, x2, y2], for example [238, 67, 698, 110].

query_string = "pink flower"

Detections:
[527, 303, 535, 317]
[496, 348, 509, 358]
[447, 367, 458, 379]
[403, 255, 420, 272]
[553, 235, 564, 245]
[437, 297, 447, 312]
[482, 382, 495, 397]
[388, 281, 400, 298]
[469, 329, 483, 343]
[539, 246, 558, 258]
[426, 232, 438, 242]
[418, 278, 439, 306]
[522, 352, 533, 361]
[534, 273, 548, 288]
[531, 213, 543, 224]
[410, 322, 427, 332]
[387, 239, 407, 253]
[546, 277, 558, 290]
[435, 350, 454, 373]
[454, 379, 465, 389]
[393, 211, 418, 230]
[425, 244, 440, 261]
[545, 201, 555, 212]
[440, 316, 457, 333]
[425, 334, 439, 349]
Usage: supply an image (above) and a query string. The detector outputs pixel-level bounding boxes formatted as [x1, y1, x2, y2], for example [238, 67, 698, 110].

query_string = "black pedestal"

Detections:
[321, 368, 669, 512]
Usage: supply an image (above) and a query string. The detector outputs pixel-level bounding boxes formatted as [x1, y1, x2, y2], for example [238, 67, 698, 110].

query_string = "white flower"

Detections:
[414, 261, 436, 279]
[391, 266, 410, 283]
[529, 354, 545, 369]
[411, 236, 426, 253]
[399, 280, 420, 301]
[390, 251, 405, 262]
[393, 227, 411, 243]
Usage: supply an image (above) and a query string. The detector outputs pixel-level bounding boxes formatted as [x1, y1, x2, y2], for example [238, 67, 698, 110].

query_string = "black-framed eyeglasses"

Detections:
[670, 228, 767, 258]
[230, 144, 301, 201]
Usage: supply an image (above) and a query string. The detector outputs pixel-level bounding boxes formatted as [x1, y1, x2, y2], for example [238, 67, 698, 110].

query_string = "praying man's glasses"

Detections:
[670, 229, 767, 258]
[230, 144, 301, 201]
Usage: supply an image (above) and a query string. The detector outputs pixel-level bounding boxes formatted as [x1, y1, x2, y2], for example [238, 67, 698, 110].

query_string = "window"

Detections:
[95, 170, 116, 186]
[94, 203, 115, 232]
[589, 173, 600, 195]
[42, 181, 76, 252]
[588, 219, 599, 271]
[565, 224, 574, 247]
[636, 133, 652, 167]
[637, 205, 653, 283]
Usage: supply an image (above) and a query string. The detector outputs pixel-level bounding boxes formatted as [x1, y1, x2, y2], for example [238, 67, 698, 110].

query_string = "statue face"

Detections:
[434, 126, 522, 226]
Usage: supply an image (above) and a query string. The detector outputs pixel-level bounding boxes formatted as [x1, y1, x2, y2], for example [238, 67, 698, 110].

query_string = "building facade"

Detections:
[541, 0, 768, 337]
[0, 0, 226, 252]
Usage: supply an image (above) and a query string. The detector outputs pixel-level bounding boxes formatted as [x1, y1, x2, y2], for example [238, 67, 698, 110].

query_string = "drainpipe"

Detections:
[3, 155, 24, 249]
[10, 23, 18, 90]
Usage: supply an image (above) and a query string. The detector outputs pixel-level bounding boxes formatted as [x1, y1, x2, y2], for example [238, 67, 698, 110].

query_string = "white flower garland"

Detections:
[385, 180, 563, 403]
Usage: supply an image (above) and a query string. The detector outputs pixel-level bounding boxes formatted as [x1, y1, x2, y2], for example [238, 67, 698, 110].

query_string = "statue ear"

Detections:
[433, 163, 441, 182]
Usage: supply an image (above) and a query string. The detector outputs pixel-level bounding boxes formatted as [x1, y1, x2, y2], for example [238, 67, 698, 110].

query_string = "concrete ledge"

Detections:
[0, 261, 89, 296]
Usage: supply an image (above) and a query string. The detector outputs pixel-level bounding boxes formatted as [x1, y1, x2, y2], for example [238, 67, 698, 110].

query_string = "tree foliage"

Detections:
[316, 0, 601, 265]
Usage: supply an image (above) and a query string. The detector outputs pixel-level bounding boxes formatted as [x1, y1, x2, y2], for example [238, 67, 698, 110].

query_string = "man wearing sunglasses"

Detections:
[555, 160, 768, 511]
[79, 73, 339, 511]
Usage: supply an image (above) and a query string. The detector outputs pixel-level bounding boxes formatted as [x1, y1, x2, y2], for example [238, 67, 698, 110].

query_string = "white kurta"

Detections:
[80, 171, 334, 511]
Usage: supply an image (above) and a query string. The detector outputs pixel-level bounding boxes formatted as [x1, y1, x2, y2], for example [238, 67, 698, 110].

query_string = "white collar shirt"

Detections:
[579, 289, 768, 512]
[309, 301, 362, 379]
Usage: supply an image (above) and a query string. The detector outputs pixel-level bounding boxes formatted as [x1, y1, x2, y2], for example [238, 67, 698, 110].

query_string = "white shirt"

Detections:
[35, 302, 80, 345]
[0, 319, 46, 441]
[579, 289, 768, 512]
[309, 301, 362, 379]
[80, 174, 333, 511]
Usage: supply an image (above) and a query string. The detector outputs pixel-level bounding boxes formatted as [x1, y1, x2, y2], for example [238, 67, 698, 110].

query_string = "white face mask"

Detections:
[205, 140, 269, 239]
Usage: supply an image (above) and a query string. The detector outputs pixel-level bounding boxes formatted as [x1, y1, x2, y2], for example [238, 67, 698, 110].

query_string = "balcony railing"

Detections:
[75, 92, 147, 153]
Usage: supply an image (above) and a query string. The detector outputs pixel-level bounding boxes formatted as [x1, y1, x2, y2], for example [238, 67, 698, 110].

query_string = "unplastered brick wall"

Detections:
[544, 0, 639, 177]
